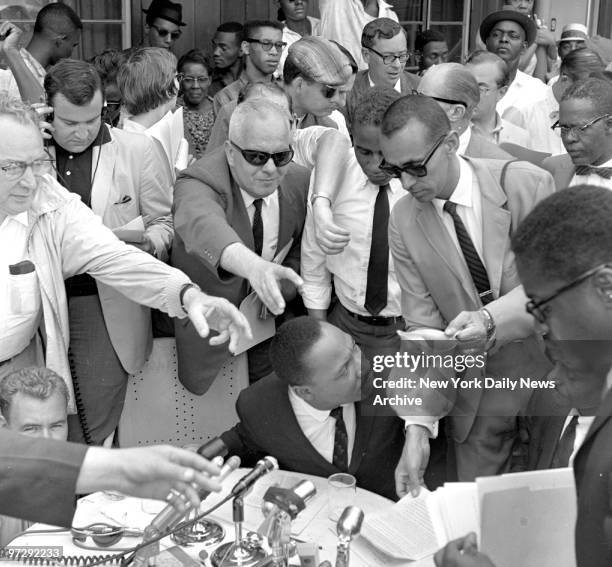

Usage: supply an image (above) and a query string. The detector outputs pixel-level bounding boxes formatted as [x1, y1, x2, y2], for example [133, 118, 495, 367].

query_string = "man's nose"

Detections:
[400, 171, 417, 190]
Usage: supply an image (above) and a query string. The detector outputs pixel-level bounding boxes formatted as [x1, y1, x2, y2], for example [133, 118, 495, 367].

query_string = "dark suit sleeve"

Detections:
[0, 430, 87, 527]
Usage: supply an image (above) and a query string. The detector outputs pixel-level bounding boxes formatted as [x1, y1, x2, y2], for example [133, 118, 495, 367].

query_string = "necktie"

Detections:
[443, 201, 493, 305]
[575, 165, 612, 179]
[364, 184, 390, 315]
[330, 406, 349, 471]
[551, 414, 579, 468]
[252, 198, 264, 256]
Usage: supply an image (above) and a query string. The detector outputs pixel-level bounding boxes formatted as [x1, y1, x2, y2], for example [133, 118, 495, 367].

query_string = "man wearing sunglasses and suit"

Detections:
[142, 0, 185, 52]
[380, 95, 555, 492]
[542, 78, 612, 192]
[172, 99, 309, 395]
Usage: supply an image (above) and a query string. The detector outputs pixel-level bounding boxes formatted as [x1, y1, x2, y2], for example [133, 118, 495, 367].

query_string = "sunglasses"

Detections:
[379, 134, 447, 178]
[410, 89, 468, 108]
[150, 24, 182, 40]
[71, 523, 142, 548]
[230, 141, 294, 167]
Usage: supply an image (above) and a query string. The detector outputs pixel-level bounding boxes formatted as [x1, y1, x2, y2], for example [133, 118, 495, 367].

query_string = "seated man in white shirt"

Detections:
[0, 366, 69, 545]
[219, 316, 406, 500]
[302, 87, 405, 363]
[542, 78, 612, 192]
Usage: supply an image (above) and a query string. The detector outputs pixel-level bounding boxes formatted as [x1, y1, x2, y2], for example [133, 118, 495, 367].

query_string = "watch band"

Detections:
[310, 193, 332, 207]
[179, 282, 200, 314]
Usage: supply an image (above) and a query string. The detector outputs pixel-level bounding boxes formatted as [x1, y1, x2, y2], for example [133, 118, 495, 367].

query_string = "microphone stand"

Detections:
[334, 507, 364, 567]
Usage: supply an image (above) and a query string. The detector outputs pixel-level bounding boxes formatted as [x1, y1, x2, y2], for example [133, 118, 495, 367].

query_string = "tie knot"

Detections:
[379, 183, 390, 193]
[330, 407, 343, 420]
[253, 198, 263, 212]
[443, 200, 457, 215]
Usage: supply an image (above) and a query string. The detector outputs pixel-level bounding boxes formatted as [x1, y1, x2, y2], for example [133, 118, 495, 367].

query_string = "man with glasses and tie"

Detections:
[379, 94, 554, 492]
[212, 20, 285, 116]
[142, 0, 185, 52]
[345, 18, 419, 124]
[542, 78, 612, 192]
[171, 99, 309, 394]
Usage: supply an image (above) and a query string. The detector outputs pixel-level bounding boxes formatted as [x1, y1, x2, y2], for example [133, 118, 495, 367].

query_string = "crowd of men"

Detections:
[1, 1, 612, 566]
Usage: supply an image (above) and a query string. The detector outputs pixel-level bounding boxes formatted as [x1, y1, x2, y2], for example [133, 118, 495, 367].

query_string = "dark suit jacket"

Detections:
[220, 374, 405, 500]
[573, 388, 612, 567]
[0, 430, 86, 526]
[541, 153, 575, 192]
[345, 70, 420, 124]
[171, 148, 310, 394]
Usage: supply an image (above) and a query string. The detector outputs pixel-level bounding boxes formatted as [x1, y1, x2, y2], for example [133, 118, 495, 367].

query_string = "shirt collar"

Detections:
[433, 156, 473, 211]
[367, 73, 401, 93]
[492, 113, 504, 134]
[457, 127, 472, 155]
[359, 175, 402, 194]
[10, 211, 29, 227]
[239, 187, 276, 209]
[288, 386, 334, 423]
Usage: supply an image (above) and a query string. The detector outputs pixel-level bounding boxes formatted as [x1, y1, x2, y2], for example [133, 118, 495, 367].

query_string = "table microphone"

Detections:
[231, 456, 279, 496]
[335, 506, 364, 567]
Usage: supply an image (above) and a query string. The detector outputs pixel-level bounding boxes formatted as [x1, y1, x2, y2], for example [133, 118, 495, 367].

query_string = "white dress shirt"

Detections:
[562, 409, 595, 467]
[570, 157, 612, 190]
[433, 156, 485, 259]
[240, 188, 280, 262]
[301, 149, 404, 316]
[288, 386, 356, 466]
[457, 128, 472, 156]
[0, 212, 42, 361]
[368, 73, 402, 93]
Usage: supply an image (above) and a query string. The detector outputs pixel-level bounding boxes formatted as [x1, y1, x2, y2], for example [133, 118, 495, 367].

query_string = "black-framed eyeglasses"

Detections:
[230, 141, 294, 167]
[366, 46, 409, 65]
[150, 24, 182, 40]
[0, 158, 54, 180]
[379, 134, 447, 179]
[551, 114, 612, 138]
[525, 263, 611, 323]
[411, 89, 467, 108]
[179, 74, 210, 86]
[246, 38, 287, 52]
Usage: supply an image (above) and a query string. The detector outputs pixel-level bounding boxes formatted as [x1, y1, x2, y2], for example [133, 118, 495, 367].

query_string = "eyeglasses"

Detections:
[525, 263, 611, 323]
[71, 524, 141, 548]
[0, 158, 54, 180]
[366, 46, 409, 65]
[551, 114, 612, 138]
[379, 134, 447, 179]
[246, 38, 287, 52]
[150, 24, 182, 40]
[230, 141, 294, 167]
[180, 74, 210, 86]
[411, 89, 468, 108]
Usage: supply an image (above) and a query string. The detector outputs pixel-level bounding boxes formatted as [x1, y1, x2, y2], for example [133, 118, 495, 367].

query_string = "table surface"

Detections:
[7, 469, 435, 567]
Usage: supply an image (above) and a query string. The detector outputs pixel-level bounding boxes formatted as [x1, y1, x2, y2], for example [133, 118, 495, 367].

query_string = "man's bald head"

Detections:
[228, 99, 291, 147]
[419, 63, 480, 112]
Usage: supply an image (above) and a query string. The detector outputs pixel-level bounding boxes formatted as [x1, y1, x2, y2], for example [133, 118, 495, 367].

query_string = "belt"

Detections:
[342, 305, 404, 327]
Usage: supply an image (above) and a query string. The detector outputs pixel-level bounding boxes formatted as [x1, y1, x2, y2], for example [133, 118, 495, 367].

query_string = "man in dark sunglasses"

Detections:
[143, 0, 186, 52]
[213, 20, 284, 115]
[379, 94, 554, 491]
[172, 99, 310, 393]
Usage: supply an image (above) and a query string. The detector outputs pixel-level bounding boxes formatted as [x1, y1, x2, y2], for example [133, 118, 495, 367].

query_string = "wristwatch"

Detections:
[479, 307, 496, 348]
[179, 282, 200, 314]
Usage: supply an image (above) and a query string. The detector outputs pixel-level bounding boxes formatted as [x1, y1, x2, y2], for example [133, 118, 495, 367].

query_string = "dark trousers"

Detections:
[66, 295, 127, 445]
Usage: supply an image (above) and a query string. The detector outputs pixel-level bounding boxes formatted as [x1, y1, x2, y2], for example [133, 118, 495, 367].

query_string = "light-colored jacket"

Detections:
[28, 175, 189, 412]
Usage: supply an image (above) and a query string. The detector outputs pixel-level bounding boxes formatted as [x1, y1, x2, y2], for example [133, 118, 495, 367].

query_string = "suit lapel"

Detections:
[538, 416, 566, 468]
[277, 185, 295, 254]
[578, 389, 612, 454]
[229, 180, 256, 252]
[90, 140, 116, 217]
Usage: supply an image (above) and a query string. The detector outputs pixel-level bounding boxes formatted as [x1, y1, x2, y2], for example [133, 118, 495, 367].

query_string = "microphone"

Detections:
[231, 456, 278, 496]
[337, 506, 364, 540]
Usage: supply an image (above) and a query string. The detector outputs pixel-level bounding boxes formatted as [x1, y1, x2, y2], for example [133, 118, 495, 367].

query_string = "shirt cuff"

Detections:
[301, 283, 332, 310]
[402, 417, 438, 439]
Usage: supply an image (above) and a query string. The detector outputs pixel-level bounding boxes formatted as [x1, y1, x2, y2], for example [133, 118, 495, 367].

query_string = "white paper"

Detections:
[112, 215, 145, 243]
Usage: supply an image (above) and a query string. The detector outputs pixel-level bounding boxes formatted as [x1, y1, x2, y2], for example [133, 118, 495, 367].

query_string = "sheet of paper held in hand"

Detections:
[112, 215, 145, 243]
[233, 239, 294, 355]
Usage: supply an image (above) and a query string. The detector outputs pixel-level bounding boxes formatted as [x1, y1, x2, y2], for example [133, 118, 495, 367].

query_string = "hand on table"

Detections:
[182, 287, 252, 353]
[395, 424, 430, 498]
[434, 533, 496, 567]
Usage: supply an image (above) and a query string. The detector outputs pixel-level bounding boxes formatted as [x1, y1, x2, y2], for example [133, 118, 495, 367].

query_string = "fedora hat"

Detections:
[143, 0, 186, 27]
[480, 9, 537, 46]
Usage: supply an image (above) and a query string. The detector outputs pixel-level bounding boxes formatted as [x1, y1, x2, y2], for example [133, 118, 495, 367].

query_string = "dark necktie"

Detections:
[364, 184, 390, 315]
[443, 201, 493, 305]
[575, 165, 612, 179]
[330, 406, 349, 471]
[551, 414, 579, 468]
[252, 198, 264, 256]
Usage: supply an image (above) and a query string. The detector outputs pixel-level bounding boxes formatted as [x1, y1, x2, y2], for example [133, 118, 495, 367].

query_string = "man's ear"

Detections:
[224, 140, 235, 167]
[362, 47, 371, 66]
[520, 40, 528, 55]
[444, 130, 460, 154]
[241, 40, 250, 56]
[448, 103, 466, 123]
[0, 414, 8, 429]
[293, 384, 313, 402]
[593, 267, 612, 307]
[497, 84, 508, 102]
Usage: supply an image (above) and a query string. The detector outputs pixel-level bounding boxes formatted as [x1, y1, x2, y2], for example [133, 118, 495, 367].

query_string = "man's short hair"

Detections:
[361, 17, 406, 49]
[561, 77, 612, 116]
[351, 87, 402, 130]
[88, 49, 128, 92]
[44, 59, 102, 106]
[0, 367, 69, 419]
[216, 21, 244, 42]
[560, 47, 605, 81]
[415, 29, 446, 53]
[228, 99, 291, 145]
[512, 185, 612, 282]
[421, 62, 480, 110]
[178, 48, 213, 74]
[117, 47, 178, 116]
[243, 19, 284, 40]
[34, 2, 82, 35]
[381, 94, 451, 142]
[465, 49, 511, 87]
[269, 317, 322, 386]
[0, 95, 39, 128]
